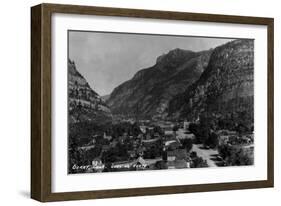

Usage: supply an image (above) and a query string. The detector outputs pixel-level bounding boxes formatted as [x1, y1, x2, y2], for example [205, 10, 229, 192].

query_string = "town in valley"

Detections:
[68, 33, 254, 174]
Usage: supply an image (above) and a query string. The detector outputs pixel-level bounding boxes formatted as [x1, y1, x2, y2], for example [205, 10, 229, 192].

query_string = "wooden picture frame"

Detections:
[31, 3, 274, 202]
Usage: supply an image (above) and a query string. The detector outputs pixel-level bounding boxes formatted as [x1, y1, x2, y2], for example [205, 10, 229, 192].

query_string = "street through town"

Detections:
[191, 144, 219, 167]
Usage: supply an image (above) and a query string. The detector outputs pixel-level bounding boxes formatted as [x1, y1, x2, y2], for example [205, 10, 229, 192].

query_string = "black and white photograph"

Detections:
[67, 31, 254, 174]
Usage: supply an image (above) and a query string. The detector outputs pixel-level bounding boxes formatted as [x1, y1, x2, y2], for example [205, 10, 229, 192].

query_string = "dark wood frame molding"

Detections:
[31, 3, 274, 202]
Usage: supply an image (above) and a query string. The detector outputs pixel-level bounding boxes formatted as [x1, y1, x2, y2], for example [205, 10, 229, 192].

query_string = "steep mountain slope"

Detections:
[68, 59, 112, 124]
[106, 48, 212, 119]
[168, 39, 254, 127]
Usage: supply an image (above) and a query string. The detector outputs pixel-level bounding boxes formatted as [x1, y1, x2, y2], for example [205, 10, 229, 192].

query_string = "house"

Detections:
[167, 159, 188, 169]
[103, 132, 112, 141]
[167, 149, 188, 161]
[175, 149, 188, 160]
[139, 126, 147, 134]
[166, 149, 190, 169]
[183, 121, 190, 130]
[166, 141, 181, 150]
[165, 140, 176, 146]
[167, 151, 176, 161]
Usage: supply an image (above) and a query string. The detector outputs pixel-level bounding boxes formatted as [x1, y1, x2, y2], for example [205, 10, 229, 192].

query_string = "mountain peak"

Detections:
[107, 48, 212, 119]
[156, 48, 195, 64]
[154, 48, 198, 73]
[168, 39, 254, 123]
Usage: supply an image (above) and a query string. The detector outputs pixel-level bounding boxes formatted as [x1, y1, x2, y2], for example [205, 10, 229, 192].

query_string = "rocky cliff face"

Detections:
[106, 48, 212, 119]
[168, 39, 254, 126]
[68, 60, 112, 124]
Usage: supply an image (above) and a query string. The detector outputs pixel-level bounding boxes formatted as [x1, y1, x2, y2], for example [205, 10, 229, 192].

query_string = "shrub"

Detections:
[206, 132, 219, 148]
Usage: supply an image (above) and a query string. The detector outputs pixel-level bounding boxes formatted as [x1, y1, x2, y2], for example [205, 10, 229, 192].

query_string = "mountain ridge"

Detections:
[106, 48, 213, 119]
[68, 59, 112, 124]
[168, 39, 254, 129]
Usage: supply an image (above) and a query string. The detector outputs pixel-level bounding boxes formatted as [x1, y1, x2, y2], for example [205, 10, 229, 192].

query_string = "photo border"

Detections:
[67, 29, 254, 175]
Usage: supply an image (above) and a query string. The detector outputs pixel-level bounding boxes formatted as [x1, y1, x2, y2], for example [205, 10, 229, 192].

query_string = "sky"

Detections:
[69, 31, 233, 96]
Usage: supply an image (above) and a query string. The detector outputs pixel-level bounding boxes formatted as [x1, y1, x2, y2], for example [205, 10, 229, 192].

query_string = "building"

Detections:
[165, 141, 181, 151]
[167, 160, 188, 169]
[183, 121, 190, 130]
[139, 126, 147, 134]
[166, 149, 190, 169]
[167, 149, 188, 161]
[103, 132, 112, 141]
